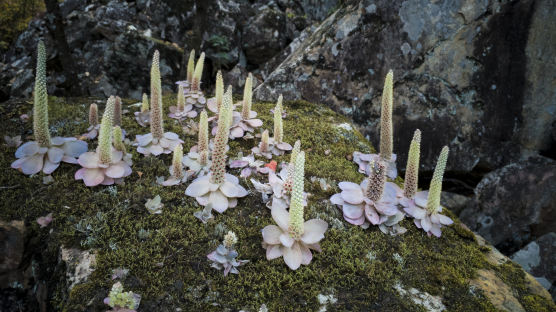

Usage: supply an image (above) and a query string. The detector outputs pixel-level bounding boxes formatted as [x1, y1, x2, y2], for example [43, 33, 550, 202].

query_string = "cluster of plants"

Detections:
[11, 42, 454, 310]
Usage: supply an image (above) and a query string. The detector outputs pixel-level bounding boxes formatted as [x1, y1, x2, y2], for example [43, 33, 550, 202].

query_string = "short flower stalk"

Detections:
[169, 84, 197, 120]
[75, 96, 132, 186]
[262, 152, 328, 270]
[82, 103, 100, 139]
[228, 73, 263, 139]
[12, 41, 88, 175]
[268, 95, 292, 155]
[185, 88, 248, 213]
[135, 51, 183, 156]
[207, 231, 248, 276]
[134, 93, 150, 127]
[160, 144, 189, 186]
[403, 146, 453, 237]
[183, 110, 211, 176]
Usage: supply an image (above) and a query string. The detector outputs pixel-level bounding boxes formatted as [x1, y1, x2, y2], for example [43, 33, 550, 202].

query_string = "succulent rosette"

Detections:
[183, 111, 211, 176]
[169, 84, 197, 120]
[403, 146, 453, 237]
[353, 151, 397, 180]
[207, 231, 248, 276]
[135, 51, 184, 156]
[262, 152, 328, 270]
[75, 96, 132, 187]
[229, 153, 267, 178]
[11, 41, 88, 175]
[160, 144, 189, 186]
[134, 93, 150, 127]
[185, 87, 248, 213]
[330, 160, 403, 228]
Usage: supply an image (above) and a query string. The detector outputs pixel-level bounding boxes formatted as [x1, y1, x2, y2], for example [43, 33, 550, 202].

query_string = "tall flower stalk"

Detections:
[185, 87, 247, 213]
[83, 103, 100, 139]
[135, 93, 150, 127]
[403, 146, 453, 237]
[135, 51, 183, 156]
[184, 52, 207, 109]
[183, 110, 211, 175]
[262, 151, 328, 270]
[12, 41, 87, 175]
[403, 129, 421, 199]
[228, 73, 263, 139]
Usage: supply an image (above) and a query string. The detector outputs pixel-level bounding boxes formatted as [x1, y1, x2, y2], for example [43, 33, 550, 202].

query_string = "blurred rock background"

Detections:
[0, 0, 554, 300]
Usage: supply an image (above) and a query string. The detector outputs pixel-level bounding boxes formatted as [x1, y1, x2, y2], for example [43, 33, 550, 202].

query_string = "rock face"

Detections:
[255, 0, 556, 174]
[0, 0, 336, 101]
[0, 220, 26, 288]
[511, 232, 556, 300]
[459, 156, 556, 255]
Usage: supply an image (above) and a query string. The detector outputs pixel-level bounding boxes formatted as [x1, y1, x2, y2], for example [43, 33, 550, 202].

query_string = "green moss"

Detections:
[0, 95, 551, 311]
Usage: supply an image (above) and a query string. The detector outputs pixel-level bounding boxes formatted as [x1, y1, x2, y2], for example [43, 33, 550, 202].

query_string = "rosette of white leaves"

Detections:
[330, 161, 403, 228]
[184, 52, 207, 109]
[75, 148, 133, 186]
[169, 84, 197, 120]
[12, 41, 88, 175]
[12, 137, 88, 175]
[160, 144, 188, 186]
[352, 151, 397, 180]
[261, 152, 328, 270]
[207, 232, 248, 276]
[228, 74, 263, 139]
[185, 88, 248, 213]
[135, 132, 183, 156]
[403, 146, 453, 237]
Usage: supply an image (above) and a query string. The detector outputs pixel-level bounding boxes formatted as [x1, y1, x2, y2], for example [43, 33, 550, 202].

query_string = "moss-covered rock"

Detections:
[0, 96, 553, 311]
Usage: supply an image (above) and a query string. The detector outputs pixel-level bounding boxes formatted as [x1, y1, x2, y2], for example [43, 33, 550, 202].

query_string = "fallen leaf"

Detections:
[37, 213, 53, 228]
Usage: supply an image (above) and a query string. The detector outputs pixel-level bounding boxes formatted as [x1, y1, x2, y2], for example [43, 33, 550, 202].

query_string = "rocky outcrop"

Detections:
[255, 0, 556, 175]
[459, 156, 556, 255]
[0, 0, 337, 102]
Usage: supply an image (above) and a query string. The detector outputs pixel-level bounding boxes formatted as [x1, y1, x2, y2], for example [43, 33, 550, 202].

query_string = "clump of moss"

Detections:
[0, 95, 553, 311]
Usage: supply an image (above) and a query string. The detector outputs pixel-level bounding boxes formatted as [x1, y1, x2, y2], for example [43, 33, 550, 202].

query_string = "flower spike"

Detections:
[241, 73, 253, 120]
[426, 146, 449, 214]
[141, 93, 149, 112]
[198, 110, 209, 165]
[365, 160, 386, 202]
[273, 95, 283, 143]
[191, 52, 205, 92]
[99, 96, 116, 164]
[288, 151, 305, 239]
[113, 126, 126, 153]
[114, 96, 122, 127]
[215, 71, 223, 111]
[187, 49, 195, 83]
[34, 41, 50, 147]
[283, 140, 301, 193]
[172, 144, 184, 180]
[177, 84, 185, 111]
[210, 86, 233, 185]
[403, 129, 421, 199]
[150, 50, 164, 139]
[379, 70, 393, 161]
[89, 104, 99, 127]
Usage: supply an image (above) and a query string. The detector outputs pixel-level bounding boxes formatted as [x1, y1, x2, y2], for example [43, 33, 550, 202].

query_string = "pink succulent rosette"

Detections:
[261, 206, 328, 270]
[251, 167, 306, 210]
[75, 148, 132, 186]
[11, 138, 88, 175]
[168, 104, 197, 120]
[185, 173, 248, 213]
[229, 153, 267, 178]
[206, 97, 218, 113]
[134, 132, 183, 156]
[251, 138, 292, 159]
[82, 124, 100, 140]
[228, 108, 263, 139]
[182, 146, 212, 177]
[330, 180, 402, 227]
[134, 111, 150, 127]
[401, 191, 453, 237]
[185, 90, 207, 109]
[353, 151, 397, 180]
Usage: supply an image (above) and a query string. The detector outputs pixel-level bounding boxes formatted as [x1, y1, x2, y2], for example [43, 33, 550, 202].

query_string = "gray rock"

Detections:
[511, 232, 556, 299]
[0, 220, 26, 288]
[255, 0, 554, 175]
[459, 156, 556, 254]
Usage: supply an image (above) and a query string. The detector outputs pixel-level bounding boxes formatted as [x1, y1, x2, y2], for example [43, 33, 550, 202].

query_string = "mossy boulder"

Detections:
[0, 96, 553, 311]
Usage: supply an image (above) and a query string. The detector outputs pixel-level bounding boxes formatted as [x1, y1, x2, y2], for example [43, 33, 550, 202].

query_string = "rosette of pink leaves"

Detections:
[403, 146, 453, 237]
[184, 52, 207, 109]
[134, 93, 150, 127]
[169, 84, 197, 120]
[227, 73, 263, 139]
[12, 41, 88, 175]
[75, 96, 132, 186]
[262, 152, 328, 270]
[185, 87, 248, 213]
[353, 151, 397, 180]
[229, 152, 268, 178]
[182, 110, 212, 176]
[330, 160, 404, 228]
[207, 70, 223, 114]
[135, 51, 184, 156]
[82, 103, 100, 139]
